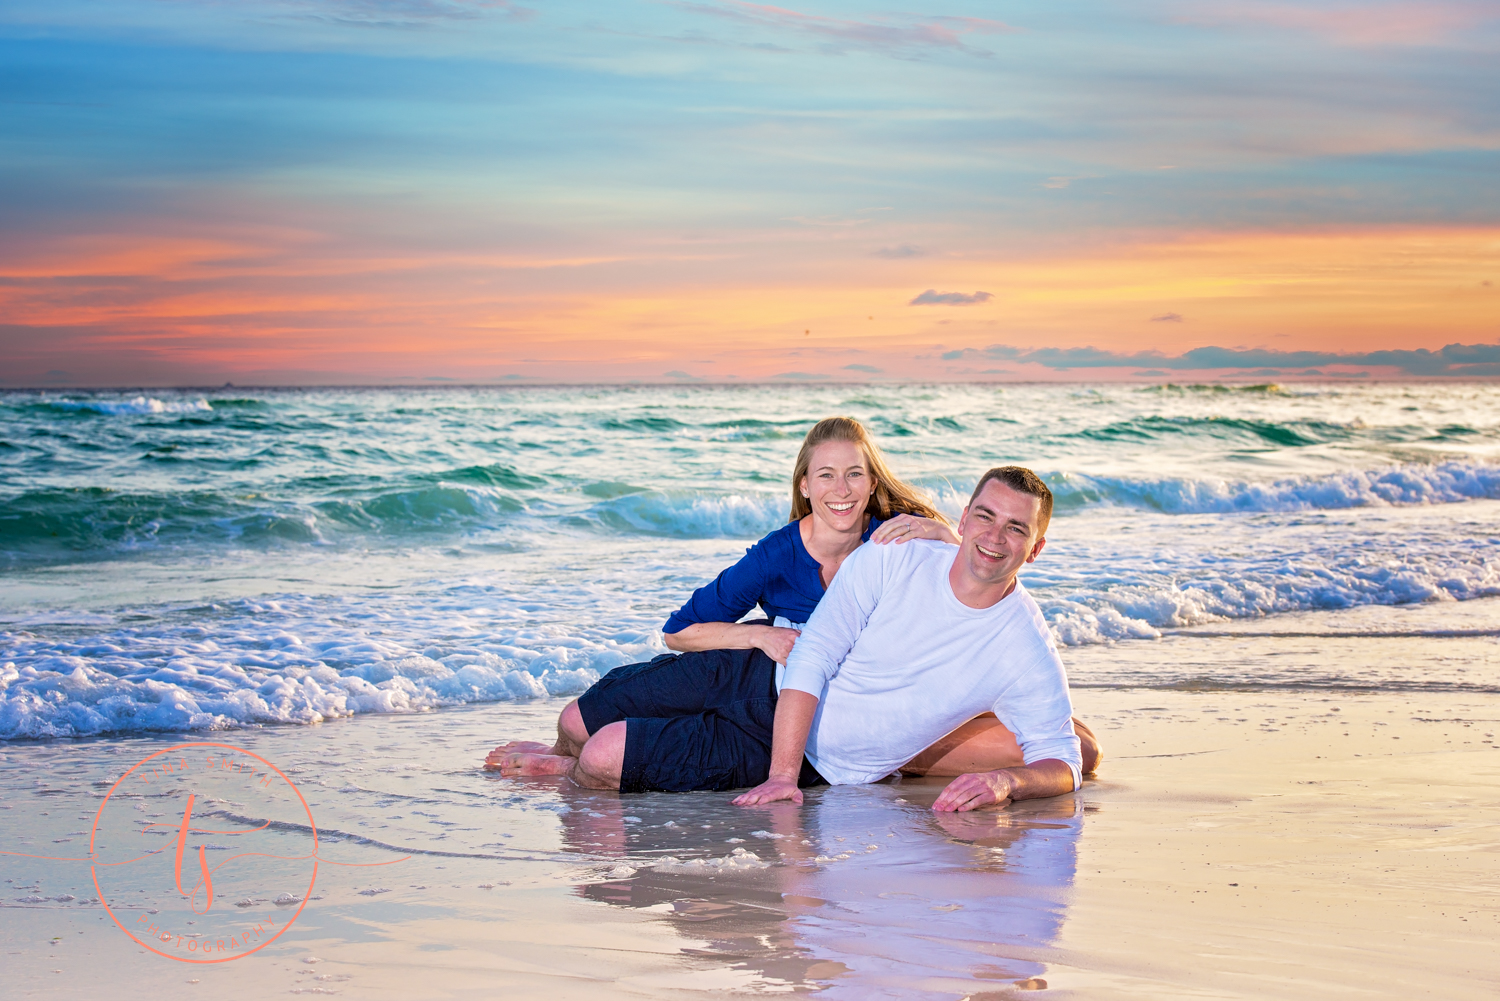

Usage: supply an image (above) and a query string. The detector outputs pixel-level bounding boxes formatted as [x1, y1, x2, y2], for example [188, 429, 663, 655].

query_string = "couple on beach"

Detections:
[486, 417, 1100, 813]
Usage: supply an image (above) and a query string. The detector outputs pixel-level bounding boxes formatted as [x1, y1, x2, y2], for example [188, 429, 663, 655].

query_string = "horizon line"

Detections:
[5, 375, 1499, 392]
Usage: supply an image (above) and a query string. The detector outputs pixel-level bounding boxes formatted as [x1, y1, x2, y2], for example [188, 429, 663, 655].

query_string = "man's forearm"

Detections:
[932, 757, 1076, 812]
[996, 758, 1076, 801]
[767, 689, 820, 780]
[731, 688, 820, 806]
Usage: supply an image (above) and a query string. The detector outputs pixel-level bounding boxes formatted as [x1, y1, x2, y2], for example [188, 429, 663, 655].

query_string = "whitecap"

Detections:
[50, 396, 212, 415]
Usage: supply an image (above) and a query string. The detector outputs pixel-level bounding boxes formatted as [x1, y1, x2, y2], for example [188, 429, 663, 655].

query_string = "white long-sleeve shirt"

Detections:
[781, 539, 1082, 789]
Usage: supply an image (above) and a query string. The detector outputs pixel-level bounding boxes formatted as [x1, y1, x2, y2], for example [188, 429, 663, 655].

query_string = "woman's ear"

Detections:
[799, 475, 809, 499]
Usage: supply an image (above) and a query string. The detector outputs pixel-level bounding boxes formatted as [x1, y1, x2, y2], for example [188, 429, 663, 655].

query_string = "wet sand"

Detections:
[3, 617, 1497, 1000]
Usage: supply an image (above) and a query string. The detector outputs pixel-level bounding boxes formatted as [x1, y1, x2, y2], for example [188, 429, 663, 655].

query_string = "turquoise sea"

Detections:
[3, 382, 1499, 739]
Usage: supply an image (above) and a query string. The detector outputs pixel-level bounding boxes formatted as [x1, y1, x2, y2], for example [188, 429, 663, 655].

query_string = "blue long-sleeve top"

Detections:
[663, 517, 886, 633]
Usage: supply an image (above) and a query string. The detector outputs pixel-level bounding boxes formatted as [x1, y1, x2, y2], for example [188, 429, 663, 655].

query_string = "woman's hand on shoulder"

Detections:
[753, 625, 801, 664]
[869, 514, 959, 546]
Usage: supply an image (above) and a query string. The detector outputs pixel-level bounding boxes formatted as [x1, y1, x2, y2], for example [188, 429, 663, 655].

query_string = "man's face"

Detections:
[955, 479, 1046, 587]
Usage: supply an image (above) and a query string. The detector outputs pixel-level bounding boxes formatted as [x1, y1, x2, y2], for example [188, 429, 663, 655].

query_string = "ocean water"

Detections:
[2, 382, 1499, 739]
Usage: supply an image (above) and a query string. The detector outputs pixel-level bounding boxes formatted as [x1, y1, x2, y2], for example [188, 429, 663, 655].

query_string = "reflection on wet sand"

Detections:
[552, 779, 1085, 998]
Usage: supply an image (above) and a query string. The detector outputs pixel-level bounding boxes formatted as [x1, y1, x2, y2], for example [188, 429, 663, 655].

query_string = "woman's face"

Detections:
[800, 440, 876, 531]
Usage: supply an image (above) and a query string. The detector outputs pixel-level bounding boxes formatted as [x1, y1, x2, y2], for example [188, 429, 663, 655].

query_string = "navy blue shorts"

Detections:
[577, 647, 826, 794]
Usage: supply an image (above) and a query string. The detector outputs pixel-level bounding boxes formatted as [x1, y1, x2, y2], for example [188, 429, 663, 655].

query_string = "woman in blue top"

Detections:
[661, 415, 957, 665]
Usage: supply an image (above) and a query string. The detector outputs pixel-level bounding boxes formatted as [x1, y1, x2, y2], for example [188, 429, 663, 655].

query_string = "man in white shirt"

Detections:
[488, 466, 1082, 812]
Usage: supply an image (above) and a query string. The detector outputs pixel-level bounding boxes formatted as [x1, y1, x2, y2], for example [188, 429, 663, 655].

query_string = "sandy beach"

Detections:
[5, 598, 1496, 1001]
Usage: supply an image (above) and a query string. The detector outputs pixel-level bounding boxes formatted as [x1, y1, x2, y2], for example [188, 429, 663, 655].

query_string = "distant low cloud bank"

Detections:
[941, 342, 1500, 377]
[911, 289, 993, 305]
[874, 244, 926, 259]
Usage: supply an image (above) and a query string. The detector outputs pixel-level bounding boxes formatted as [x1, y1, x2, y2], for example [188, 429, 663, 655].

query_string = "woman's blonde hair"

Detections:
[788, 416, 948, 525]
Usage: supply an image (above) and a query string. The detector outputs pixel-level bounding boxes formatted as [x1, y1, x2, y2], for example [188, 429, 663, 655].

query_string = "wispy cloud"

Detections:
[1150, 312, 1184, 322]
[942, 341, 1500, 376]
[785, 215, 875, 228]
[842, 363, 882, 373]
[873, 244, 926, 259]
[671, 2, 1018, 58]
[272, 0, 536, 28]
[910, 289, 993, 305]
[1174, 1, 1495, 47]
[773, 370, 828, 379]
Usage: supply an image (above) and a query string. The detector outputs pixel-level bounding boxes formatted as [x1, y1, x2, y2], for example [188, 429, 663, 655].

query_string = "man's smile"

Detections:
[976, 543, 1004, 560]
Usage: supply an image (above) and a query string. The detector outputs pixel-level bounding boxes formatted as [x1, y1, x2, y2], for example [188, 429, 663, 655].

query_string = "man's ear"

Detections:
[1026, 536, 1047, 563]
[956, 505, 970, 536]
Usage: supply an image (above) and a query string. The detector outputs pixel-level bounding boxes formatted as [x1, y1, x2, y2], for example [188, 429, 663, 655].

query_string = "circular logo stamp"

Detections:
[89, 742, 319, 963]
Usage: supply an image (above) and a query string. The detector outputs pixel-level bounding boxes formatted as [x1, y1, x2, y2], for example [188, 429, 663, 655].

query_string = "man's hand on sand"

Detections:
[732, 775, 803, 806]
[932, 770, 1016, 812]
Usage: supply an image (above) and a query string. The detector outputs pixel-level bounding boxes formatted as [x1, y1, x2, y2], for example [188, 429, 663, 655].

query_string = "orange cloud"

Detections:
[3, 223, 1497, 385]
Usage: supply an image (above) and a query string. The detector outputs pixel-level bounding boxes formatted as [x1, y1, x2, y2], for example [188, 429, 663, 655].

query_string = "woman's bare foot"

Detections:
[486, 740, 554, 764]
[483, 752, 576, 777]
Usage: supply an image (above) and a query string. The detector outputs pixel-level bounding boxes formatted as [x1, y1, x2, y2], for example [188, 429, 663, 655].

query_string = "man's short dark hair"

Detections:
[967, 466, 1053, 537]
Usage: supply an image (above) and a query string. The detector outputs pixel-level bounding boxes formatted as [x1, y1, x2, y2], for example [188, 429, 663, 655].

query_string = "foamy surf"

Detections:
[0, 619, 634, 739]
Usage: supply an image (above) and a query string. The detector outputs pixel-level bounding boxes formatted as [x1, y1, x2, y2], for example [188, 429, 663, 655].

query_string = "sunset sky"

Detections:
[2, 0, 1498, 385]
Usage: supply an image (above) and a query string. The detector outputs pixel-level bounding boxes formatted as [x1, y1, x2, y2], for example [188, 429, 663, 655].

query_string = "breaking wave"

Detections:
[0, 593, 653, 739]
[47, 396, 213, 415]
[1046, 460, 1500, 515]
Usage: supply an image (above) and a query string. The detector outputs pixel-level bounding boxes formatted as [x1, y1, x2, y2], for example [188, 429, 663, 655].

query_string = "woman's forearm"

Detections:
[665, 621, 800, 662]
[663, 621, 766, 652]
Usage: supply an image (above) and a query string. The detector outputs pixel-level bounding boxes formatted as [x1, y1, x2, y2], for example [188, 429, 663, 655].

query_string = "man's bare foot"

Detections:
[483, 752, 576, 777]
[485, 740, 554, 764]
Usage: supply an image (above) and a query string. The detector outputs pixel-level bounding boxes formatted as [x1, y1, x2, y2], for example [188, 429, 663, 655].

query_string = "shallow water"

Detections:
[2, 383, 1499, 738]
[0, 703, 1083, 999]
[3, 671, 1494, 1000]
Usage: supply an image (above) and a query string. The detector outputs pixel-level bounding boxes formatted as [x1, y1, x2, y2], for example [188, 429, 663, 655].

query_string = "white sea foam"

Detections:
[1034, 500, 1500, 645]
[50, 396, 213, 415]
[649, 847, 772, 872]
[0, 590, 654, 738]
